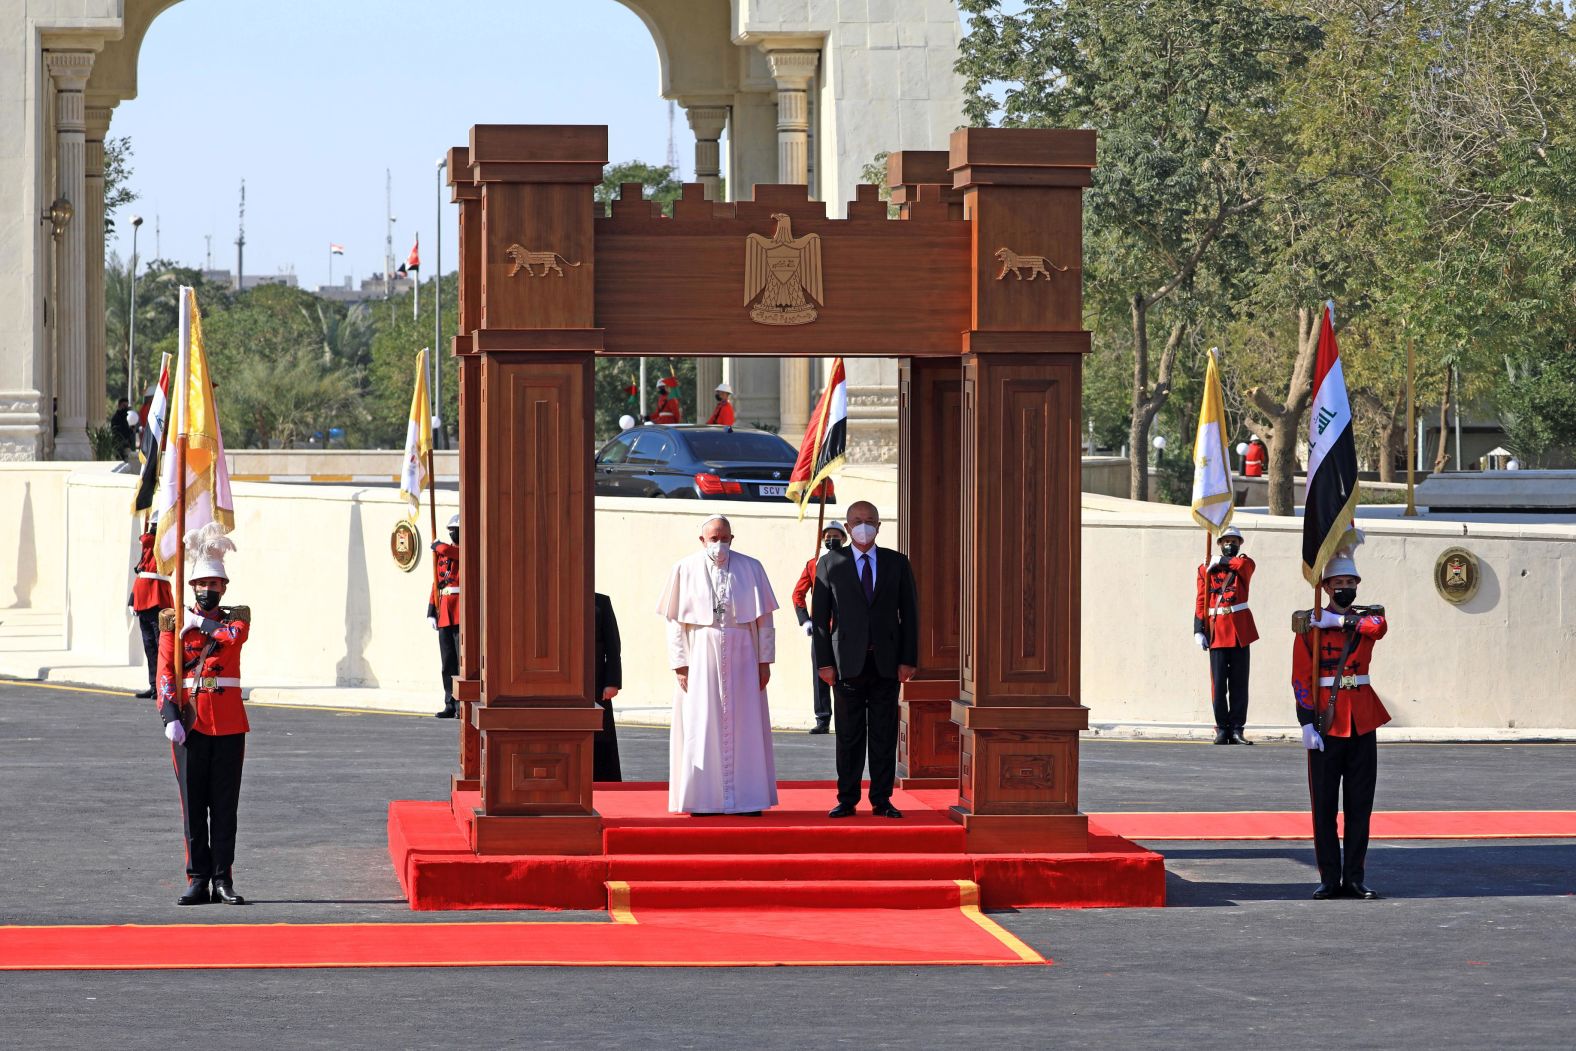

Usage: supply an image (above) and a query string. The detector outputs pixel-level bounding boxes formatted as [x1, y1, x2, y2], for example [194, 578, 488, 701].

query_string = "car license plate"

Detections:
[758, 484, 786, 497]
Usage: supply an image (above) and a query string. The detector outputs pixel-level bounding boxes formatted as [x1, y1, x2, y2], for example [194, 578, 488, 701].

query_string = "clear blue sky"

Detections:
[106, 1, 693, 289]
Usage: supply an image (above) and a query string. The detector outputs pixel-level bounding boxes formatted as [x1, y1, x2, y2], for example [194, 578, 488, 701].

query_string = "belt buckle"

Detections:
[200, 676, 217, 689]
[1339, 674, 1358, 689]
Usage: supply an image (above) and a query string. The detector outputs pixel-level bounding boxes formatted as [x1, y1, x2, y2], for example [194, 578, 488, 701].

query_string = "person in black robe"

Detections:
[593, 592, 623, 781]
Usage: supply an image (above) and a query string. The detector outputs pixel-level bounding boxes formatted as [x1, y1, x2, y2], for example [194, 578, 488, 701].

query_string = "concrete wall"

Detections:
[6, 466, 1572, 732]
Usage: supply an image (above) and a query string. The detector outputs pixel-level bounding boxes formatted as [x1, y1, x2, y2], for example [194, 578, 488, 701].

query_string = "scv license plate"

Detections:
[758, 484, 787, 497]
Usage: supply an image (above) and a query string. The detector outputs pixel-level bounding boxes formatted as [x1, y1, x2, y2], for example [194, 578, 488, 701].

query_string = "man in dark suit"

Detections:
[812, 500, 918, 819]
[593, 593, 623, 782]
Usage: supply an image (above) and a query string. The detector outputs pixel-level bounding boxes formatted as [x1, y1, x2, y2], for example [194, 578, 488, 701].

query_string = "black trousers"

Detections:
[1307, 730, 1378, 886]
[832, 653, 901, 808]
[437, 625, 459, 710]
[172, 730, 246, 882]
[593, 695, 622, 782]
[810, 649, 831, 723]
[1208, 645, 1250, 729]
[136, 607, 161, 689]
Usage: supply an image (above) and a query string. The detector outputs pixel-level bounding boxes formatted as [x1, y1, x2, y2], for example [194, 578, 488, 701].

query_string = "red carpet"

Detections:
[0, 880, 1045, 970]
[390, 782, 1167, 911]
[1088, 810, 1576, 841]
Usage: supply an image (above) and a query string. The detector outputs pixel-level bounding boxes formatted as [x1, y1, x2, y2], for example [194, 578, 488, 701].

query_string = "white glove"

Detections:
[1313, 609, 1345, 630]
[428, 616, 439, 631]
[165, 720, 186, 745]
[1301, 724, 1324, 751]
[802, 622, 814, 637]
[1194, 632, 1208, 651]
[182, 609, 211, 636]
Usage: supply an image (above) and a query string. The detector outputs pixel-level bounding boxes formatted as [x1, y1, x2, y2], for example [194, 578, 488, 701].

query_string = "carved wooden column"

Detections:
[889, 151, 968, 788]
[447, 144, 482, 791]
[46, 51, 95, 460]
[950, 128, 1096, 853]
[467, 125, 606, 854]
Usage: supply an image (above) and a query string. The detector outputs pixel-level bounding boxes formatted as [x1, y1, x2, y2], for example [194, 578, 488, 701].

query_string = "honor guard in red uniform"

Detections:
[428, 513, 461, 718]
[128, 523, 174, 699]
[647, 380, 684, 425]
[1194, 525, 1259, 744]
[156, 524, 250, 906]
[706, 382, 736, 426]
[1243, 435, 1267, 477]
[792, 521, 847, 734]
[1293, 546, 1389, 901]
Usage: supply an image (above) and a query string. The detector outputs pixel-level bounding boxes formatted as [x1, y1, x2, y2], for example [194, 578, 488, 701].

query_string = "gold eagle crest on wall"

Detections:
[744, 213, 823, 326]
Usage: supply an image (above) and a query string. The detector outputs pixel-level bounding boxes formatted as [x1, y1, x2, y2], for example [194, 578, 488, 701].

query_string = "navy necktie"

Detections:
[860, 553, 874, 604]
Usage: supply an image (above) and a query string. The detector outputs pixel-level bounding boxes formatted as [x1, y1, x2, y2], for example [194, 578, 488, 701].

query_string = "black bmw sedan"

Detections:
[593, 424, 835, 502]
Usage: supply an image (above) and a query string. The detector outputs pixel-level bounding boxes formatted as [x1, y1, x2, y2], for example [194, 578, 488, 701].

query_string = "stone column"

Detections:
[46, 51, 94, 460]
[684, 105, 729, 202]
[764, 48, 820, 442]
[85, 106, 111, 423]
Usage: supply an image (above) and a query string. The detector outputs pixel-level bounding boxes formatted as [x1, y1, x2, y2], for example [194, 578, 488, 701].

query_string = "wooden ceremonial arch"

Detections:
[445, 124, 1096, 856]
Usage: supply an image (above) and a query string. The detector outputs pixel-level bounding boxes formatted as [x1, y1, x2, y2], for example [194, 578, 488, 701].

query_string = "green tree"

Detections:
[597, 160, 683, 215]
[103, 136, 137, 235]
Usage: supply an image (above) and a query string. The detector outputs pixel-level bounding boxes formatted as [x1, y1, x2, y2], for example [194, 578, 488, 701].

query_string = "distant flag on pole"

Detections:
[1189, 347, 1235, 536]
[404, 236, 420, 273]
[329, 243, 345, 255]
[398, 348, 433, 522]
[1301, 302, 1361, 584]
[786, 357, 847, 518]
[131, 353, 172, 514]
[152, 287, 235, 574]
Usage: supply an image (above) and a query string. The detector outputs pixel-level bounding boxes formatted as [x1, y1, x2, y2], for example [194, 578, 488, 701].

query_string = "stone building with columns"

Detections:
[0, 0, 966, 461]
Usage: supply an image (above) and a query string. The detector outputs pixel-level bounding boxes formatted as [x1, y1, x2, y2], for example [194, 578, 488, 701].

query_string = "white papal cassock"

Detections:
[656, 549, 779, 814]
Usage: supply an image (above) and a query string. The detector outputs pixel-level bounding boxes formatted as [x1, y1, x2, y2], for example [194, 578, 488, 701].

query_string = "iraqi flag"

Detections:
[1301, 302, 1360, 584]
[131, 353, 172, 514]
[404, 236, 420, 273]
[786, 358, 847, 517]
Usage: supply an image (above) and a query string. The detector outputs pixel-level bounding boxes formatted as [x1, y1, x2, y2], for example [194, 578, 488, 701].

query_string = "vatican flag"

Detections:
[153, 287, 236, 575]
[1190, 347, 1235, 536]
[398, 348, 433, 522]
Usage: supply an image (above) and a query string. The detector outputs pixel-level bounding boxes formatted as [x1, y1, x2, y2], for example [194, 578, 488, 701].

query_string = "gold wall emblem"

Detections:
[391, 520, 422, 573]
[744, 213, 824, 325]
[1433, 545, 1480, 604]
[505, 245, 582, 277]
[994, 247, 1069, 281]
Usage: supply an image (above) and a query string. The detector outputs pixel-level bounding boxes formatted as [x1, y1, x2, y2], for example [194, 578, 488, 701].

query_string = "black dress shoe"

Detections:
[808, 721, 831, 735]
[134, 688, 155, 699]
[212, 881, 245, 905]
[827, 804, 858, 819]
[177, 879, 211, 906]
[1213, 728, 1232, 745]
[1230, 728, 1254, 745]
[433, 707, 457, 719]
[1311, 883, 1339, 900]
[735, 811, 763, 817]
[871, 804, 904, 819]
[1344, 882, 1380, 900]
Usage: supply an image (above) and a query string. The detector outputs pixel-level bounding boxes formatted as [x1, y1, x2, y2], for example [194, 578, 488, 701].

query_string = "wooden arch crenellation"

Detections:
[444, 124, 1096, 856]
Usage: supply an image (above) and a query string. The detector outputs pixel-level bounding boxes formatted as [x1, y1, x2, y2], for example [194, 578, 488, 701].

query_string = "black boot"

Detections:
[1213, 727, 1232, 745]
[809, 719, 830, 735]
[134, 687, 155, 699]
[434, 705, 457, 719]
[1230, 727, 1254, 745]
[177, 879, 211, 906]
[212, 880, 246, 905]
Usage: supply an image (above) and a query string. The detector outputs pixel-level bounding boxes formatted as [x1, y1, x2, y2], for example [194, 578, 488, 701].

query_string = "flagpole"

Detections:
[1404, 321, 1417, 516]
[172, 295, 191, 730]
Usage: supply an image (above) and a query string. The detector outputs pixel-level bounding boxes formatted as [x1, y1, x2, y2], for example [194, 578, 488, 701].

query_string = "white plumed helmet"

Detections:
[186, 522, 236, 582]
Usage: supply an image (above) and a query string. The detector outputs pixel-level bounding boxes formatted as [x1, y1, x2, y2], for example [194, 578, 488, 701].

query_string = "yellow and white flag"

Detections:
[1190, 347, 1235, 536]
[153, 287, 235, 575]
[398, 348, 432, 521]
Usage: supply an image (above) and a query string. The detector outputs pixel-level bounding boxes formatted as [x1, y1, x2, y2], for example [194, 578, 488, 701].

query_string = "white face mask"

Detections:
[850, 523, 877, 546]
[706, 540, 730, 563]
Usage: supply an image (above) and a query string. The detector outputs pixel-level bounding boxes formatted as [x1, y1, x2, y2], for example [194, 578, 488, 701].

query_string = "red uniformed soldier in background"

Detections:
[1294, 548, 1389, 901]
[792, 521, 847, 734]
[1194, 525, 1259, 745]
[647, 379, 684, 425]
[706, 382, 736, 426]
[428, 513, 461, 718]
[128, 524, 173, 699]
[157, 525, 250, 907]
[1243, 435, 1267, 477]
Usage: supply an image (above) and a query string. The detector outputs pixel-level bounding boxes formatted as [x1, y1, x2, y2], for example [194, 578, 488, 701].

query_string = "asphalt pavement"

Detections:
[1, 679, 1571, 1049]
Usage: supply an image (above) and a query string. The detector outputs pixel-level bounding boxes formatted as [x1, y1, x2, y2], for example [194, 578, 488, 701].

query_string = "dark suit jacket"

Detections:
[594, 593, 622, 697]
[812, 545, 918, 680]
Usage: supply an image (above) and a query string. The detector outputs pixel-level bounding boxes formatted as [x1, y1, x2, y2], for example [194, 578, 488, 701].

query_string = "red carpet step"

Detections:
[612, 879, 973, 910]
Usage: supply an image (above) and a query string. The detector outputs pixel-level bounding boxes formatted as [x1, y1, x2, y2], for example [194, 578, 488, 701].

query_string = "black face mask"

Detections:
[823, 538, 843, 551]
[1220, 544, 1240, 558]
[194, 589, 222, 612]
[1332, 588, 1358, 608]
[715, 393, 725, 402]
[449, 530, 459, 545]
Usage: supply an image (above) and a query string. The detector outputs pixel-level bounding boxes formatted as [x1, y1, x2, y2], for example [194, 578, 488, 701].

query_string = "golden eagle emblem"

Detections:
[744, 213, 823, 326]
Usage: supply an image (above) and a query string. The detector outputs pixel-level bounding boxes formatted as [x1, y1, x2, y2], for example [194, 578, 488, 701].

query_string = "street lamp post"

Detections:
[128, 215, 143, 402]
[435, 156, 446, 449]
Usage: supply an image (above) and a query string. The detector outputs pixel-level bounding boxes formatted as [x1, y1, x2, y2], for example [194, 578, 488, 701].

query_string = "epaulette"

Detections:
[1291, 605, 1386, 634]
[225, 605, 252, 625]
[158, 608, 177, 633]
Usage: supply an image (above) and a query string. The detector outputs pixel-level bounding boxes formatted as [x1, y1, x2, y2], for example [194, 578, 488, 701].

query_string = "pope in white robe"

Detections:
[656, 515, 779, 815]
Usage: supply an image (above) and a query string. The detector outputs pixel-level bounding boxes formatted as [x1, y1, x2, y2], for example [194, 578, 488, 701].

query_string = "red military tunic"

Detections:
[649, 395, 683, 425]
[157, 606, 251, 736]
[129, 531, 173, 612]
[1244, 441, 1266, 477]
[792, 555, 817, 624]
[1292, 610, 1390, 737]
[1194, 554, 1259, 648]
[428, 542, 460, 627]
[706, 400, 736, 427]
